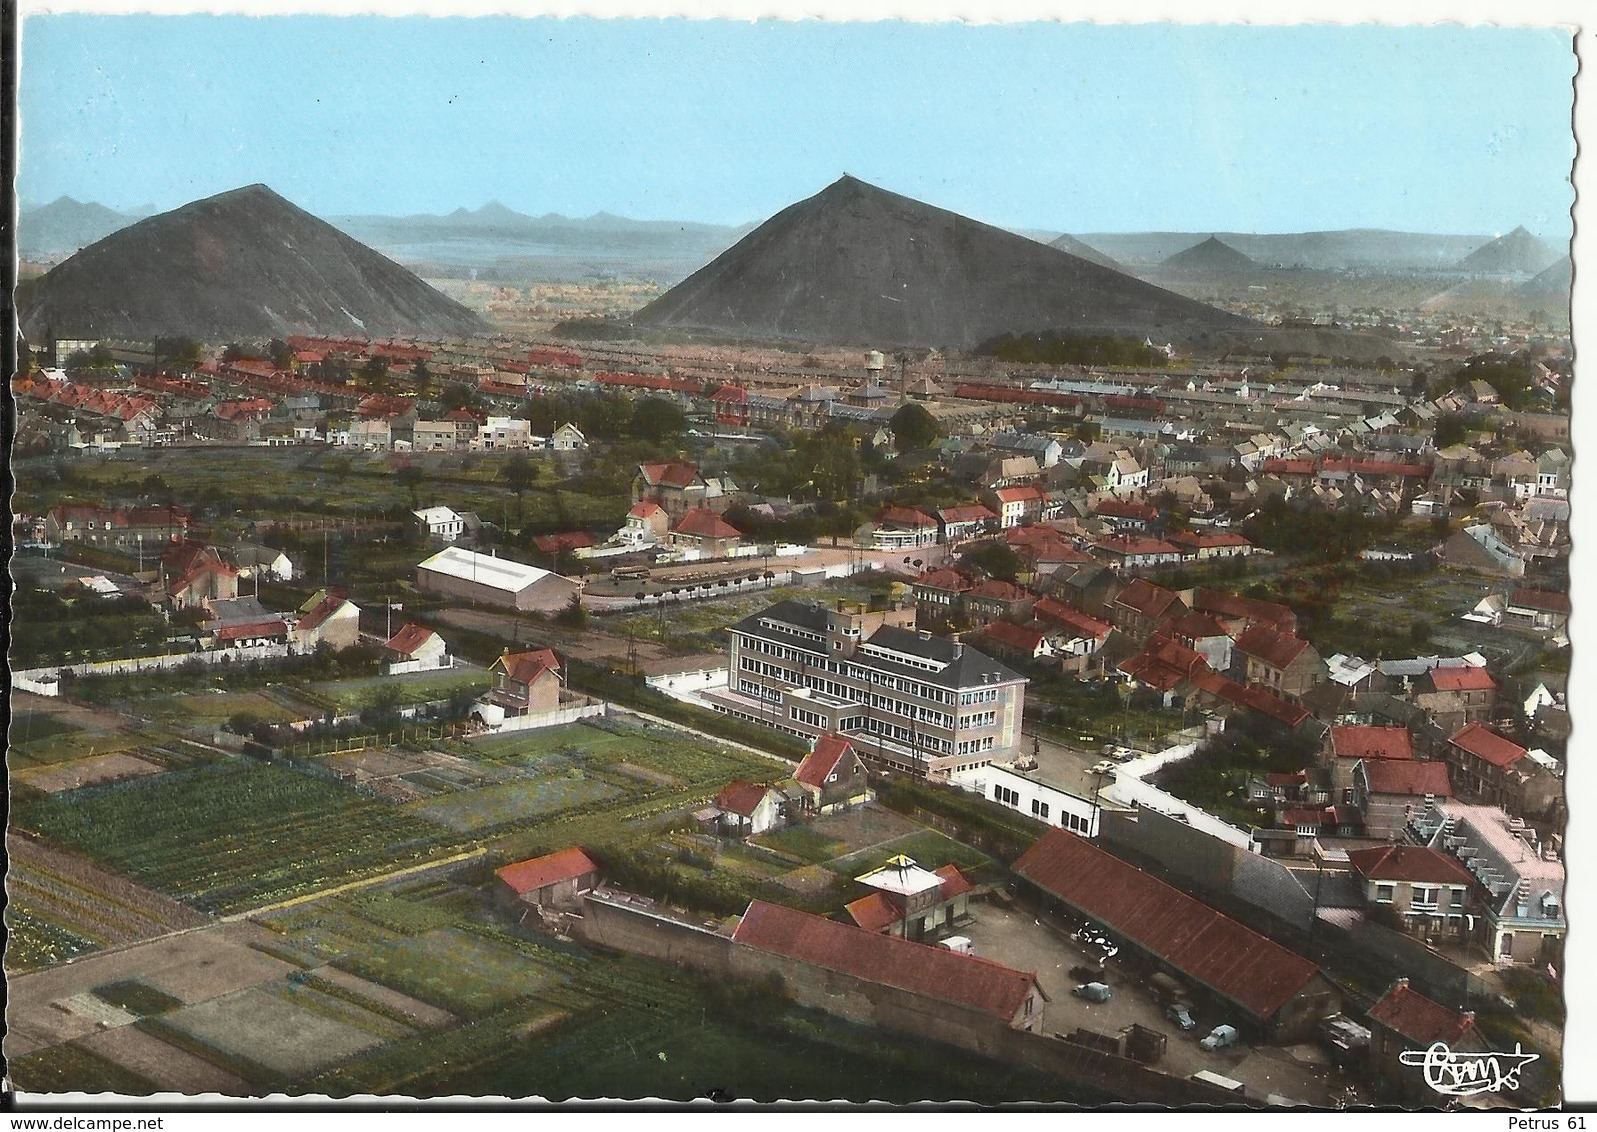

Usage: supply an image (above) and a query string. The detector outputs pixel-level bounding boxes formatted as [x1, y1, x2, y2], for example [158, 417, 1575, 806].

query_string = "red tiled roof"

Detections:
[1368, 981, 1477, 1046]
[1166, 610, 1230, 641]
[715, 780, 775, 818]
[217, 620, 288, 642]
[978, 620, 1046, 654]
[1348, 845, 1471, 886]
[1193, 588, 1296, 632]
[914, 568, 974, 593]
[1331, 725, 1415, 762]
[1427, 667, 1498, 693]
[298, 591, 352, 633]
[1216, 680, 1312, 728]
[384, 622, 439, 657]
[937, 504, 998, 524]
[639, 461, 701, 489]
[533, 531, 597, 555]
[795, 733, 858, 791]
[935, 864, 975, 901]
[1120, 637, 1210, 691]
[495, 647, 560, 687]
[994, 485, 1046, 504]
[967, 579, 1029, 602]
[877, 504, 937, 528]
[1114, 578, 1183, 619]
[732, 901, 1038, 1023]
[1013, 830, 1321, 1021]
[1033, 597, 1112, 640]
[674, 508, 742, 539]
[1508, 588, 1571, 614]
[1234, 624, 1314, 671]
[1281, 806, 1337, 828]
[1166, 530, 1252, 550]
[1449, 723, 1527, 769]
[627, 501, 665, 520]
[1095, 534, 1181, 556]
[495, 847, 602, 896]
[845, 891, 902, 933]
[1094, 499, 1160, 521]
[1361, 759, 1452, 796]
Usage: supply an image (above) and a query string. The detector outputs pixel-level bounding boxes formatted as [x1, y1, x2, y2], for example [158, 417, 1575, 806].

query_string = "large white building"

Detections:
[702, 598, 1028, 779]
[415, 547, 580, 612]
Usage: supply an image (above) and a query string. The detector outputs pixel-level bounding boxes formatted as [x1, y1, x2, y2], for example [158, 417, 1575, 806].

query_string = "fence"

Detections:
[11, 642, 292, 688]
[468, 699, 607, 736]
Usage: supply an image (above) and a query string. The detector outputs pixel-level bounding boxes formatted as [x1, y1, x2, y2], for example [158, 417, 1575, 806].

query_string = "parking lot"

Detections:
[960, 902, 1342, 1105]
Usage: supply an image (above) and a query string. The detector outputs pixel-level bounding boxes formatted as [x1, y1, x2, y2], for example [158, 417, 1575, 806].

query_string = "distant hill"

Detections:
[19, 184, 487, 341]
[1456, 226, 1560, 275]
[1078, 229, 1491, 272]
[1160, 236, 1259, 274]
[19, 196, 148, 258]
[1518, 255, 1572, 302]
[630, 175, 1251, 350]
[1047, 233, 1125, 272]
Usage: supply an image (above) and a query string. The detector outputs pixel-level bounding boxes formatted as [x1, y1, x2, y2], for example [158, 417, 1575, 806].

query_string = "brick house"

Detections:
[1365, 979, 1485, 1104]
[160, 540, 240, 610]
[1325, 724, 1415, 797]
[633, 461, 737, 519]
[1444, 723, 1562, 818]
[793, 733, 872, 815]
[1107, 578, 1187, 643]
[1346, 845, 1474, 938]
[963, 579, 1035, 627]
[669, 508, 743, 557]
[1233, 624, 1326, 700]
[1352, 758, 1453, 841]
[473, 647, 562, 728]
[1413, 665, 1498, 731]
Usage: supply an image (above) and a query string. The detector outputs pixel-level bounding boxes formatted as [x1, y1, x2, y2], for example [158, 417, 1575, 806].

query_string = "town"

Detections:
[7, 18, 1576, 1110]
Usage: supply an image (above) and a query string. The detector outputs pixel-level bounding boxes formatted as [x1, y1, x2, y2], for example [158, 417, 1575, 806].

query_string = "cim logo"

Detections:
[1399, 1041, 1540, 1097]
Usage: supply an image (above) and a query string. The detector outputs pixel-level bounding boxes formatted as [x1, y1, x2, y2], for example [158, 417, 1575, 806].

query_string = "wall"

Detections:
[577, 892, 1261, 1107]
[476, 700, 606, 735]
[10, 642, 292, 687]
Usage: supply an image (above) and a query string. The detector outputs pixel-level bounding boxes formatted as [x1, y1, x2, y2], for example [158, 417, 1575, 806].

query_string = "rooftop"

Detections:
[418, 546, 560, 593]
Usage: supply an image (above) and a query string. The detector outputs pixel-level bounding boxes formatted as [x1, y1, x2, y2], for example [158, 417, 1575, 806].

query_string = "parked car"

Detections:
[1200, 1024, 1239, 1051]
[1072, 982, 1113, 1003]
[1166, 1004, 1196, 1031]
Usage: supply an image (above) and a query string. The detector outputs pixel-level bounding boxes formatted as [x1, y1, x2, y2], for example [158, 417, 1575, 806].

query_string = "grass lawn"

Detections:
[144, 689, 303, 728]
[12, 761, 458, 914]
[310, 668, 490, 711]
[753, 824, 847, 864]
[336, 927, 567, 1018]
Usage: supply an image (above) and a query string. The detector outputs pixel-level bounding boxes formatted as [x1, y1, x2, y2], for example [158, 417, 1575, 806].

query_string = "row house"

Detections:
[962, 580, 1034, 627]
[1192, 588, 1297, 635]
[973, 619, 1052, 663]
[1165, 530, 1255, 560]
[1412, 664, 1499, 734]
[43, 504, 189, 551]
[1092, 498, 1160, 532]
[987, 430, 1063, 468]
[985, 484, 1047, 528]
[1092, 534, 1184, 571]
[1444, 723, 1562, 819]
[912, 568, 975, 623]
[1233, 624, 1326, 700]
[1353, 758, 1453, 841]
[1323, 724, 1416, 796]
[1107, 578, 1187, 643]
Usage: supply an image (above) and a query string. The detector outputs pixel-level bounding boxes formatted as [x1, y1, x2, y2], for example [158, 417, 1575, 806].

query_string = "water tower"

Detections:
[866, 350, 886, 385]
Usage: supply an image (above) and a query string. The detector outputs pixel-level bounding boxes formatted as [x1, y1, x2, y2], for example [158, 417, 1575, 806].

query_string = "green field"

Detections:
[310, 668, 491, 711]
[336, 926, 569, 1017]
[407, 777, 622, 833]
[11, 761, 458, 914]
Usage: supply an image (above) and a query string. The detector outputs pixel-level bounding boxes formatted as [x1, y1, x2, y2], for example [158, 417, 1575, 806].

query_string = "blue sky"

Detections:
[18, 17, 1577, 236]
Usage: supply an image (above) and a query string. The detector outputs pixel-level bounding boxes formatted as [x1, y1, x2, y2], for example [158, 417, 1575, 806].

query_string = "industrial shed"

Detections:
[1013, 828, 1338, 1041]
[414, 546, 580, 612]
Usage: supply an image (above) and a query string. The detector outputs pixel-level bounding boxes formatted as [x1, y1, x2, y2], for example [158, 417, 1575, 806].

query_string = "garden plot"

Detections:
[13, 761, 458, 914]
[15, 751, 167, 794]
[406, 777, 622, 834]
[4, 833, 211, 973]
[153, 982, 392, 1081]
[310, 668, 490, 712]
[334, 927, 570, 1019]
[9, 725, 146, 771]
[323, 746, 503, 803]
[74, 1025, 252, 1096]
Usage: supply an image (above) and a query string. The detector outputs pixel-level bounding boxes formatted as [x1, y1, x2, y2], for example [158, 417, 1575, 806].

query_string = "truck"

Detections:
[937, 936, 974, 956]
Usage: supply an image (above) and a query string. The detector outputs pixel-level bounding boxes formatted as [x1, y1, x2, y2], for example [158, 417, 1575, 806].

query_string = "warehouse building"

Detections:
[1013, 828, 1338, 1041]
[415, 546, 580, 612]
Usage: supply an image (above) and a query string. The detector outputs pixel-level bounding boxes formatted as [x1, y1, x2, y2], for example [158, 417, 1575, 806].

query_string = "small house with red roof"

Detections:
[984, 484, 1046, 528]
[476, 647, 562, 728]
[495, 847, 603, 915]
[793, 733, 871, 815]
[708, 780, 786, 838]
[160, 539, 240, 610]
[613, 500, 670, 549]
[1347, 846, 1475, 935]
[293, 588, 362, 652]
[845, 855, 977, 940]
[974, 619, 1051, 663]
[1031, 597, 1112, 673]
[935, 503, 998, 543]
[1365, 979, 1485, 1102]
[669, 508, 744, 557]
[1414, 664, 1499, 730]
[1353, 759, 1453, 840]
[384, 622, 449, 674]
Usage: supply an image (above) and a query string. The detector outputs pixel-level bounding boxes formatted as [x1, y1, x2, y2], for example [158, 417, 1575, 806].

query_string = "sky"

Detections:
[18, 16, 1578, 237]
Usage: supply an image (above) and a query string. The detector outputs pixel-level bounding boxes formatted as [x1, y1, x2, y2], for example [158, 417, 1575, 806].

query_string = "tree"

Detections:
[964, 541, 1023, 583]
[412, 360, 432, 397]
[1434, 412, 1468, 449]
[889, 402, 942, 452]
[396, 464, 425, 509]
[359, 355, 391, 392]
[501, 455, 538, 523]
[268, 338, 294, 371]
[630, 397, 687, 444]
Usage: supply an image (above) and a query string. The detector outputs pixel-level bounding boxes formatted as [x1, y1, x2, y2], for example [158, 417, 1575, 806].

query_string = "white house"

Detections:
[414, 506, 466, 543]
[548, 423, 588, 451]
[384, 622, 451, 674]
[479, 417, 533, 450]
